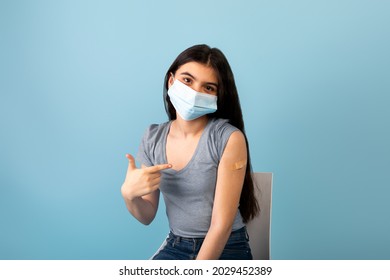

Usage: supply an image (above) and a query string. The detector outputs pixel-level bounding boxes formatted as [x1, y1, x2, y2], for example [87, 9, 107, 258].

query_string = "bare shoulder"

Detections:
[228, 130, 246, 144]
[221, 130, 247, 165]
[225, 130, 246, 152]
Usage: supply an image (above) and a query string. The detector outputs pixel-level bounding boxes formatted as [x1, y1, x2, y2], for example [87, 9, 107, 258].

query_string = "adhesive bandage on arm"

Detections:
[232, 159, 247, 170]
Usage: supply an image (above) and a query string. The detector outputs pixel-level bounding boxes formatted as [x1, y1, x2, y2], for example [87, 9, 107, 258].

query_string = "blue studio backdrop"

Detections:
[1, 0, 389, 259]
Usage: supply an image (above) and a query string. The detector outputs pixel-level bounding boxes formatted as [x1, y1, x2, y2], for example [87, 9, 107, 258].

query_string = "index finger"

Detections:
[145, 163, 172, 173]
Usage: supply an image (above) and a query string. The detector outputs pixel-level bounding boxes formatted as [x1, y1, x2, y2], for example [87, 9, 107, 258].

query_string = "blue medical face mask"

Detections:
[167, 79, 218, 121]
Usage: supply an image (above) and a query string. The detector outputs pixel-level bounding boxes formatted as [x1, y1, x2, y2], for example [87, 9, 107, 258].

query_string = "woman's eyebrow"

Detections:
[179, 71, 219, 87]
[179, 71, 196, 79]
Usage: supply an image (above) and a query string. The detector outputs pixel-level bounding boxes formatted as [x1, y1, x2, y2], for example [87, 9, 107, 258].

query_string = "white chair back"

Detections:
[246, 172, 273, 260]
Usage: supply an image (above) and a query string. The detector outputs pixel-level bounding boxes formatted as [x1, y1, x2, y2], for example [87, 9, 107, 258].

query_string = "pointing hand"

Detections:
[121, 154, 172, 200]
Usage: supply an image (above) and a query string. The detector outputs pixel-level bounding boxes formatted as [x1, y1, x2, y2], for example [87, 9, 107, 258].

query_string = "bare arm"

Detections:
[121, 154, 171, 225]
[196, 131, 247, 259]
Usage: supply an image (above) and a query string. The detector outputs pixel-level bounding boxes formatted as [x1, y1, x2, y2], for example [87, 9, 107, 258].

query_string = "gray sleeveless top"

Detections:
[137, 118, 245, 238]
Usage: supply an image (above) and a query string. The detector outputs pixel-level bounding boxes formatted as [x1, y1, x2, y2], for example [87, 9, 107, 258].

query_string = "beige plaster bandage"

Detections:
[233, 159, 247, 170]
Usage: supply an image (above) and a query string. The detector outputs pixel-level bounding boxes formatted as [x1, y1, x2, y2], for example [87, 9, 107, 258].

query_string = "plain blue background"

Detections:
[1, 0, 389, 260]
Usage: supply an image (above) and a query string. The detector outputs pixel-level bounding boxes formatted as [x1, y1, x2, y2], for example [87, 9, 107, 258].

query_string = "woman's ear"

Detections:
[167, 73, 174, 89]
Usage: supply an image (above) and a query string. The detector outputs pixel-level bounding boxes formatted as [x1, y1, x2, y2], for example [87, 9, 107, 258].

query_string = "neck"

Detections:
[171, 115, 209, 138]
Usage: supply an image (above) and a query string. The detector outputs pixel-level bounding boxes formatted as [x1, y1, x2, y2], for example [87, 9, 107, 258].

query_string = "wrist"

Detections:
[121, 184, 137, 202]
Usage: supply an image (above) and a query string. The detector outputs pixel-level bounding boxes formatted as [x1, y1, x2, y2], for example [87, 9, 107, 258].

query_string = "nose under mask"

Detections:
[167, 79, 218, 121]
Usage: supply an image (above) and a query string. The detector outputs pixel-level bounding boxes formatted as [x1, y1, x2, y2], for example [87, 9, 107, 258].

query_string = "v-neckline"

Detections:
[163, 119, 211, 174]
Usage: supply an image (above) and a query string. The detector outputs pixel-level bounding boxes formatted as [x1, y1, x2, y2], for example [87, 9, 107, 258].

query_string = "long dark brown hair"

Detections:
[163, 44, 259, 223]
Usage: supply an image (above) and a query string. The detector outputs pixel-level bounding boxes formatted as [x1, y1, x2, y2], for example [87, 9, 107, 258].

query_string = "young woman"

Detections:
[121, 44, 259, 260]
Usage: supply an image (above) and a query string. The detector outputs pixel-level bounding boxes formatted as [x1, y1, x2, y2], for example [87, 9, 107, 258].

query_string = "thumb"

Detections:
[126, 154, 137, 171]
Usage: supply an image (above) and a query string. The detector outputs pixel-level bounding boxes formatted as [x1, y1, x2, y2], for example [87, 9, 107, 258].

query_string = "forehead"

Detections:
[176, 62, 218, 84]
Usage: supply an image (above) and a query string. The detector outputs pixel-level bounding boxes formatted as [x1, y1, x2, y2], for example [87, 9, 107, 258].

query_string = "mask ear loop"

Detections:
[163, 73, 170, 116]
[163, 72, 177, 119]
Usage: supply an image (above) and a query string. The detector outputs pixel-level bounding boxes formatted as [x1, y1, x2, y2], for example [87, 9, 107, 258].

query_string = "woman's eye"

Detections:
[205, 86, 216, 92]
[183, 78, 191, 84]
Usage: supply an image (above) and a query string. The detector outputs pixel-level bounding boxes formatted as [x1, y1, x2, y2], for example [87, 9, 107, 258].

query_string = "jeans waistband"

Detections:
[169, 226, 248, 243]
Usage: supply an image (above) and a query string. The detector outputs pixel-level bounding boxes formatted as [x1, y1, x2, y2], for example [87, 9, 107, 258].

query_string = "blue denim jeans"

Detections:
[152, 227, 252, 260]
